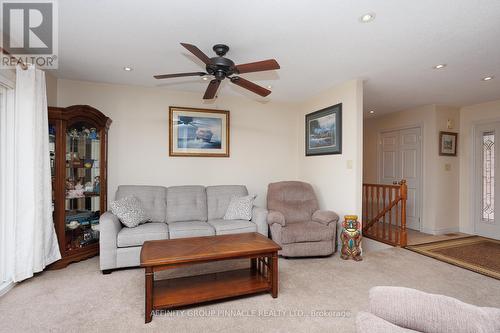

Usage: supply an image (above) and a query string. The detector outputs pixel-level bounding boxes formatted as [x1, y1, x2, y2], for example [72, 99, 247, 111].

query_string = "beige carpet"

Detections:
[1, 248, 499, 333]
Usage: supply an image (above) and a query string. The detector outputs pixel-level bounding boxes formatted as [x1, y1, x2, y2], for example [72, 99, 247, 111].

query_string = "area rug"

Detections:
[406, 236, 500, 280]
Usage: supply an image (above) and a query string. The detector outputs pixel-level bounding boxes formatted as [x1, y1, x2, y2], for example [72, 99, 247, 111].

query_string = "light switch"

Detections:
[447, 119, 454, 129]
[347, 160, 353, 169]
[444, 163, 451, 171]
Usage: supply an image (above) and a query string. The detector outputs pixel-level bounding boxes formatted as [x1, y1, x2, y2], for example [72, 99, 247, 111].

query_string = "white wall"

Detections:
[56, 78, 365, 217]
[434, 106, 460, 232]
[363, 104, 460, 234]
[459, 99, 500, 233]
[45, 72, 57, 107]
[56, 79, 299, 207]
[297, 80, 364, 218]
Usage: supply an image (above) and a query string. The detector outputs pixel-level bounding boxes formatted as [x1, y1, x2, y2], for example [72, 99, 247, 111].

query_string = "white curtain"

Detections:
[0, 75, 16, 289]
[9, 65, 60, 282]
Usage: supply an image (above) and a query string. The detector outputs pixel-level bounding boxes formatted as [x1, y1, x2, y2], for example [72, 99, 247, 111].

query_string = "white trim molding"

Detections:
[0, 281, 15, 298]
[421, 227, 460, 235]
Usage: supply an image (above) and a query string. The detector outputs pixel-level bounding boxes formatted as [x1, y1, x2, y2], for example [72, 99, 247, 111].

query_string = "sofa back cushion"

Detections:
[267, 181, 319, 223]
[115, 185, 167, 223]
[207, 185, 248, 220]
[167, 186, 207, 222]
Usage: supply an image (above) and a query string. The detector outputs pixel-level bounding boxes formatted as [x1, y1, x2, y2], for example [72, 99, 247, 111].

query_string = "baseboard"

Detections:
[421, 227, 460, 235]
[0, 280, 15, 297]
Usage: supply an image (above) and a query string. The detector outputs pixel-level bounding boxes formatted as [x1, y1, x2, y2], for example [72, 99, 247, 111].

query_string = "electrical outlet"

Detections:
[347, 160, 353, 169]
[444, 163, 451, 171]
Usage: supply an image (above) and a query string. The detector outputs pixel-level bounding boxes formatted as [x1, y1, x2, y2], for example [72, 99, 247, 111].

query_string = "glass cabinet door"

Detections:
[64, 122, 101, 252]
[49, 123, 56, 216]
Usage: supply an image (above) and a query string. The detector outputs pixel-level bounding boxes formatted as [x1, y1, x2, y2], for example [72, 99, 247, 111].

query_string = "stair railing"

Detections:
[362, 180, 407, 247]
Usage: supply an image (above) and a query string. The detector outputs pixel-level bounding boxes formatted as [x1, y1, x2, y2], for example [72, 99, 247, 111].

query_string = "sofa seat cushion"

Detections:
[208, 219, 257, 235]
[280, 221, 334, 244]
[168, 221, 215, 239]
[117, 222, 168, 248]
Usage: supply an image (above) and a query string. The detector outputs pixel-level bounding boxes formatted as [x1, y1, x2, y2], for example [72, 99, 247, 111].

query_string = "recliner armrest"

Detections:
[251, 206, 268, 237]
[267, 210, 285, 226]
[312, 210, 339, 225]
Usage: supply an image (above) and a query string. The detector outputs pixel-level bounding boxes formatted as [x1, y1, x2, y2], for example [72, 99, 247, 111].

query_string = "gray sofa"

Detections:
[99, 185, 268, 272]
[356, 286, 500, 333]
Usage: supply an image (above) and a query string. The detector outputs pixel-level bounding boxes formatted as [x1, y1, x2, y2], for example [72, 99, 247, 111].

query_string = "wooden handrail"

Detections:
[362, 180, 407, 247]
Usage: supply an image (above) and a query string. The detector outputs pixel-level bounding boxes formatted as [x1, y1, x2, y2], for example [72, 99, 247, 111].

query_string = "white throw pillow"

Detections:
[110, 196, 150, 228]
[223, 194, 256, 221]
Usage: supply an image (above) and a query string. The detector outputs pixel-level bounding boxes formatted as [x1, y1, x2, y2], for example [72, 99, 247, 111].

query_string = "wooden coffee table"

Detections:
[140, 232, 281, 323]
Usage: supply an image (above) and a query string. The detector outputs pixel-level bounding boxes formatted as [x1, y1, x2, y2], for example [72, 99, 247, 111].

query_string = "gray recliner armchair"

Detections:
[266, 181, 339, 257]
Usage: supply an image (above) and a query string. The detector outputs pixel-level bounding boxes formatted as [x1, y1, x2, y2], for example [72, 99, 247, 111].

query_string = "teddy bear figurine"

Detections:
[340, 215, 362, 261]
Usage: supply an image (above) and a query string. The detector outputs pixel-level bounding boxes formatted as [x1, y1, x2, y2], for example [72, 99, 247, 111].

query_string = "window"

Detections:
[482, 132, 495, 222]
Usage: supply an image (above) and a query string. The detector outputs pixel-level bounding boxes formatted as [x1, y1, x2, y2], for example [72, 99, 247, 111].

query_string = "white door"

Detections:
[475, 122, 500, 239]
[379, 127, 422, 231]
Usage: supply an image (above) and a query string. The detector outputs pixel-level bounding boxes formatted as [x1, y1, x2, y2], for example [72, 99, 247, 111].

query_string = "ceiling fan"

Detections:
[154, 43, 280, 99]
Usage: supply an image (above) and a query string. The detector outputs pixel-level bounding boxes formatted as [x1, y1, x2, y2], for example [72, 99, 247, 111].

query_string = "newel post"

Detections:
[399, 180, 408, 247]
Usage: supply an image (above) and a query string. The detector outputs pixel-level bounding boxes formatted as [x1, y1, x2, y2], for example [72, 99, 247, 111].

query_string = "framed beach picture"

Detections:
[169, 106, 230, 157]
[439, 131, 458, 156]
[305, 103, 342, 156]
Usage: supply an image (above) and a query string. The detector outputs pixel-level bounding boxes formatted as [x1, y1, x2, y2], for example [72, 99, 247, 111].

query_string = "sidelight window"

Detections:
[482, 132, 495, 221]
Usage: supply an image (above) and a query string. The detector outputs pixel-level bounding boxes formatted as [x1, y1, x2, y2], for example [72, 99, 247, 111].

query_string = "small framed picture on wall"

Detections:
[305, 103, 342, 156]
[439, 131, 458, 156]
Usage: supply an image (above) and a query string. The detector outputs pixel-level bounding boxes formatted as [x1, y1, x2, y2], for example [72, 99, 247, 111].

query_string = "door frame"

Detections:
[377, 124, 424, 232]
[471, 117, 500, 237]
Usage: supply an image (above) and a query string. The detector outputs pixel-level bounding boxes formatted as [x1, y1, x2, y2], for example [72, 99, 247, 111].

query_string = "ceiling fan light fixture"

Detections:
[154, 43, 280, 99]
[482, 76, 494, 81]
[267, 85, 272, 89]
[360, 13, 375, 23]
[123, 66, 133, 71]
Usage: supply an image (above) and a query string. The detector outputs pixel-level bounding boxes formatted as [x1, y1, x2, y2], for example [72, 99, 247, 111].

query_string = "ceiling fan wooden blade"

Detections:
[180, 43, 211, 65]
[154, 72, 206, 79]
[230, 76, 271, 97]
[203, 79, 221, 99]
[235, 59, 280, 74]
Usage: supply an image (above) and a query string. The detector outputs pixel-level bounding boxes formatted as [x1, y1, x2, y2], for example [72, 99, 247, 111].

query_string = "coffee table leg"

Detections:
[145, 267, 153, 323]
[250, 258, 257, 273]
[271, 253, 278, 298]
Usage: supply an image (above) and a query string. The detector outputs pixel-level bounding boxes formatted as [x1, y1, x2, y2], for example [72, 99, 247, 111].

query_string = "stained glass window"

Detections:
[482, 132, 495, 221]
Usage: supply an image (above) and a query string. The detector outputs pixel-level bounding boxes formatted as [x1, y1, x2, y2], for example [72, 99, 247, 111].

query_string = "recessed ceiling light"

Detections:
[123, 66, 133, 71]
[267, 85, 272, 89]
[202, 76, 209, 80]
[369, 110, 375, 114]
[433, 64, 446, 69]
[482, 76, 494, 81]
[360, 13, 375, 23]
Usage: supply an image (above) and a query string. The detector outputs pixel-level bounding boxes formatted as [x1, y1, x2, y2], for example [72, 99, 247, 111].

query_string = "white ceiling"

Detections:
[53, 0, 500, 115]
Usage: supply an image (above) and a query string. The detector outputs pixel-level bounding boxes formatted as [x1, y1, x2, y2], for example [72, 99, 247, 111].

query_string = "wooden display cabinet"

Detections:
[48, 105, 111, 269]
